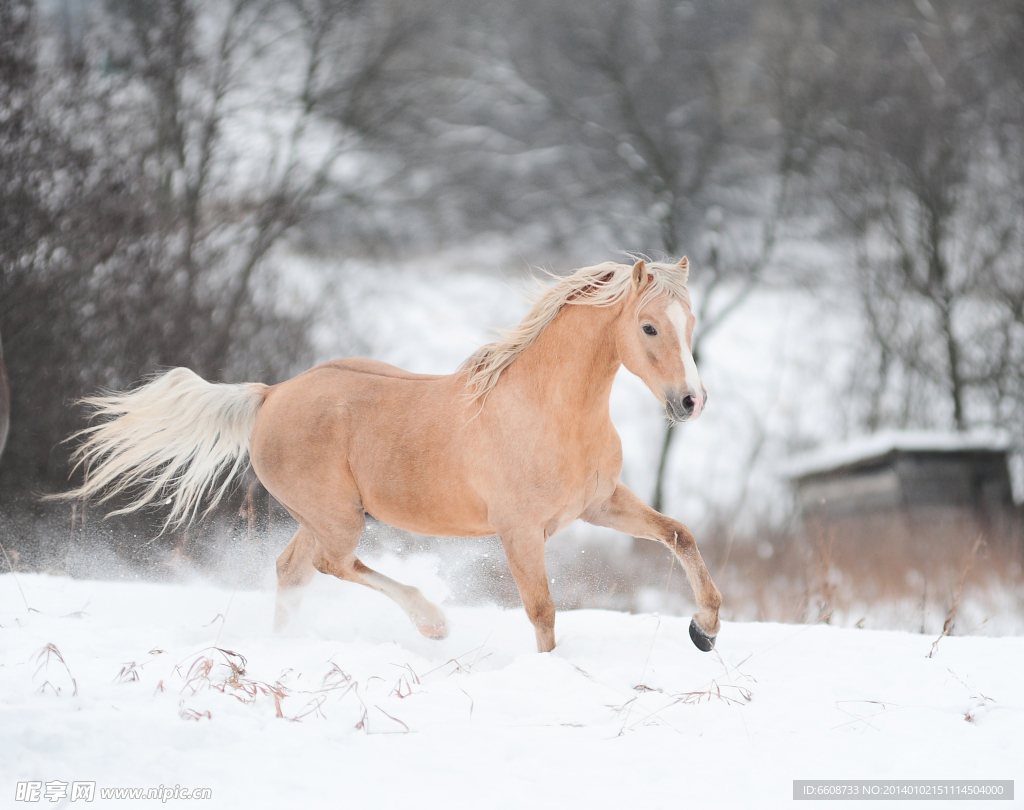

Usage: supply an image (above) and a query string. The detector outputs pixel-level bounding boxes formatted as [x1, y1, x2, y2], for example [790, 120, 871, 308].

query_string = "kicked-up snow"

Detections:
[2, 569, 1021, 808]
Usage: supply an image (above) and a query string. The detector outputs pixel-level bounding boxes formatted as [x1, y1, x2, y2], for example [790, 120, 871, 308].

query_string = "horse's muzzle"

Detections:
[666, 388, 706, 422]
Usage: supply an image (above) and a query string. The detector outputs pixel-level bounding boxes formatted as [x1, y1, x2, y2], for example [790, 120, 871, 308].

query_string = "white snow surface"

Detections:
[780, 429, 1015, 480]
[3, 571, 1022, 809]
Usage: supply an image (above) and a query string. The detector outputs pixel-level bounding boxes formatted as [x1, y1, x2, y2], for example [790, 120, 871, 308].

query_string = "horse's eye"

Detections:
[642, 324, 658, 336]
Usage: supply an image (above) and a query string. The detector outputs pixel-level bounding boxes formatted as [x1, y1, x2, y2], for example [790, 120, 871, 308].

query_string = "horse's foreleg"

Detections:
[499, 531, 556, 652]
[583, 482, 722, 651]
[274, 525, 317, 631]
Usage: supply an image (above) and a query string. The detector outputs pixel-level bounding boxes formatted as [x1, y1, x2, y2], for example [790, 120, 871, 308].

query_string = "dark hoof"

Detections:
[689, 619, 716, 652]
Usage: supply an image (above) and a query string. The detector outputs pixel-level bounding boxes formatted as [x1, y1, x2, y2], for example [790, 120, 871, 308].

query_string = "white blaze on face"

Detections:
[666, 301, 703, 417]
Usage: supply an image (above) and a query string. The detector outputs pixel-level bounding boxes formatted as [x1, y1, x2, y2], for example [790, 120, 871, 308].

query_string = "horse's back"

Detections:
[314, 357, 447, 381]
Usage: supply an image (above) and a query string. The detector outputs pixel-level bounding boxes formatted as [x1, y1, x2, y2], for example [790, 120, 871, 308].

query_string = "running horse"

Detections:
[56, 258, 722, 652]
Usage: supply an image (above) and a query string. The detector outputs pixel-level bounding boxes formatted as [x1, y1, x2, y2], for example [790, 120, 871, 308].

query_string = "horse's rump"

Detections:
[251, 363, 494, 538]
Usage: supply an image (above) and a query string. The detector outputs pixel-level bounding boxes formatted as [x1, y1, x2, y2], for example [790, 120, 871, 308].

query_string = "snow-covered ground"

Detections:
[3, 570, 1022, 808]
[5, 249, 1020, 806]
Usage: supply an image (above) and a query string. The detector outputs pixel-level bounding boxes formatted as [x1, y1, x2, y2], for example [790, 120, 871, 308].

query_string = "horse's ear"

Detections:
[631, 259, 649, 292]
[676, 256, 689, 271]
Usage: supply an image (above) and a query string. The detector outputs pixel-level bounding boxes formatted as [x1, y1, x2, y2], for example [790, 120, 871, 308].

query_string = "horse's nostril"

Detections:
[682, 395, 695, 412]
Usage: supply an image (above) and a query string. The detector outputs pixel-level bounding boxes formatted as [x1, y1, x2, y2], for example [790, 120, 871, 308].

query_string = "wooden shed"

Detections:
[782, 431, 1021, 576]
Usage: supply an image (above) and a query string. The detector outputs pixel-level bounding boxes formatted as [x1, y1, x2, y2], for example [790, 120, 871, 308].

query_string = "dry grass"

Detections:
[34, 643, 77, 696]
[166, 646, 422, 731]
[632, 680, 753, 706]
[176, 647, 289, 719]
[694, 509, 1023, 635]
[928, 535, 985, 658]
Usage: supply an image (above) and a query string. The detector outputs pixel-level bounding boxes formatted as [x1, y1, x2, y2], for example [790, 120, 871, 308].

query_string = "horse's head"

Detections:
[616, 258, 705, 423]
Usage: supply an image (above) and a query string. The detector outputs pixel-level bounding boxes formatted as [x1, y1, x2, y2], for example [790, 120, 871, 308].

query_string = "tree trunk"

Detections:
[651, 420, 675, 514]
[0, 333, 9, 462]
[940, 301, 967, 431]
[651, 345, 701, 513]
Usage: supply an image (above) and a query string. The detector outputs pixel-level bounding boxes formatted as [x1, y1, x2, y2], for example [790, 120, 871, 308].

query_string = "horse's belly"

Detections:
[359, 479, 494, 538]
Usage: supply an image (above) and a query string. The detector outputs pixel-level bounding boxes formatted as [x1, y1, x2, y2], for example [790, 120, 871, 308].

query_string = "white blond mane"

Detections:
[461, 259, 691, 401]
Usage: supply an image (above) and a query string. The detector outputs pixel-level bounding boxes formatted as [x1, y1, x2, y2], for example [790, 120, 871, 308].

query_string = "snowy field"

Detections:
[3, 569, 1022, 808]
[4, 253, 1021, 806]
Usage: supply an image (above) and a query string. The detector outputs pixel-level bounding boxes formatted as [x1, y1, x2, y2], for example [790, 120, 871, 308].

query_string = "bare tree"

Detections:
[811, 0, 1024, 436]
[479, 0, 824, 511]
[0, 0, 433, 500]
[89, 0, 380, 379]
[0, 0, 108, 486]
[0, 335, 8, 462]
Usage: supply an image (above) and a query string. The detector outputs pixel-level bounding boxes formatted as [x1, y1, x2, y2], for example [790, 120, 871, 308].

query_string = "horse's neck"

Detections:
[509, 302, 621, 415]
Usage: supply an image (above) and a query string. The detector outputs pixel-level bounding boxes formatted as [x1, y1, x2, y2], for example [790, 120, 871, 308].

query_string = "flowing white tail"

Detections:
[54, 368, 268, 529]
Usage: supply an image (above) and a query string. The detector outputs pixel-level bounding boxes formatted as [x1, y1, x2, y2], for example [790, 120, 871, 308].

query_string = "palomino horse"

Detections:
[58, 258, 722, 652]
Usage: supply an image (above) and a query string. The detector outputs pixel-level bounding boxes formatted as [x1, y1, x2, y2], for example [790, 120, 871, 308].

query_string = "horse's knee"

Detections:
[528, 600, 556, 652]
[664, 522, 695, 552]
[526, 597, 555, 628]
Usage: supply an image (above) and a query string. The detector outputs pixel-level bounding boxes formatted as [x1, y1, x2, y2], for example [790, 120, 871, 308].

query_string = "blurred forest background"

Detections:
[2, 0, 1023, 630]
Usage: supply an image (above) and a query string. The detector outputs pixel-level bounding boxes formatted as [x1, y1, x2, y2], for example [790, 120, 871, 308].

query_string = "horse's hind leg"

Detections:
[317, 555, 449, 640]
[274, 525, 317, 631]
[346, 559, 449, 640]
[307, 506, 449, 640]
